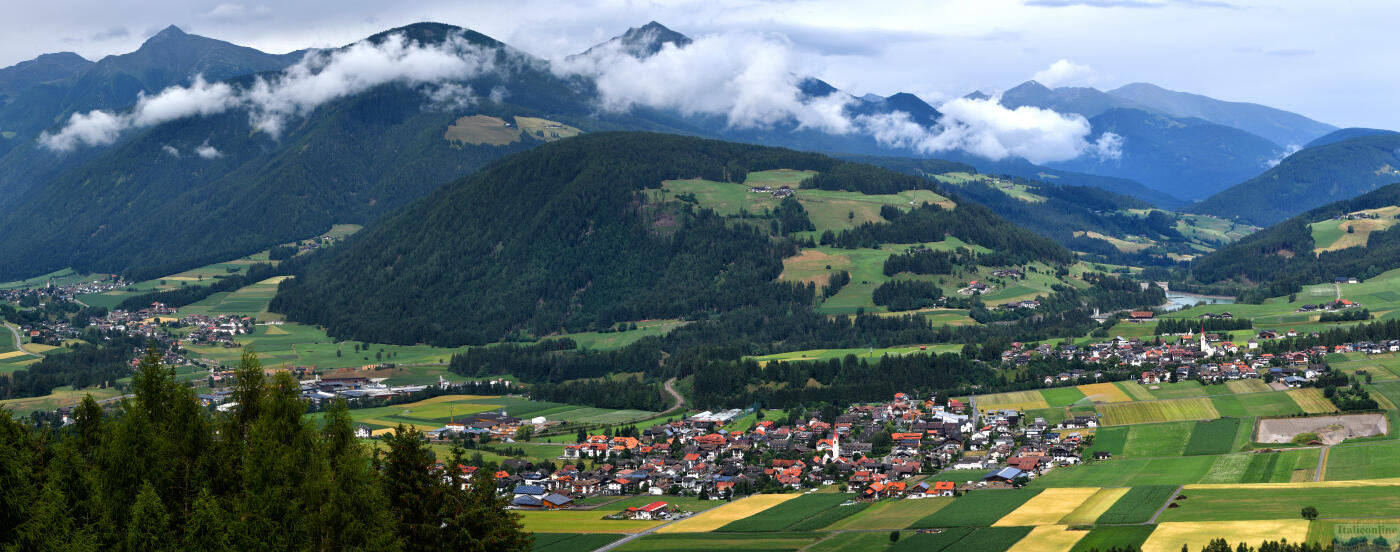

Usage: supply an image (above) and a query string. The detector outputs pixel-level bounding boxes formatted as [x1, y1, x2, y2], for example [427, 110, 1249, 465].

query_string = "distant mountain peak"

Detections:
[147, 25, 189, 42]
[1011, 80, 1051, 93]
[578, 21, 692, 60]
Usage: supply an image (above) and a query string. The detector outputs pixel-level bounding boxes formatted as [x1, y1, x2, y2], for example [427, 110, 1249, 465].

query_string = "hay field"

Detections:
[443, 115, 520, 145]
[979, 390, 1051, 411]
[994, 487, 1100, 526]
[1140, 520, 1309, 552]
[655, 494, 799, 533]
[1226, 379, 1273, 394]
[1096, 397, 1220, 426]
[515, 116, 582, 142]
[1060, 487, 1131, 525]
[1008, 525, 1087, 552]
[1286, 388, 1340, 414]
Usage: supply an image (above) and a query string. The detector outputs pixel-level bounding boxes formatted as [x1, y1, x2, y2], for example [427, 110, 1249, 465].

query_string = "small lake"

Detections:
[1161, 291, 1236, 312]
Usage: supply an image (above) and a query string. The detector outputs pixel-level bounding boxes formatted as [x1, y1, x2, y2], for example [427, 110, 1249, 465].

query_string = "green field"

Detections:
[751, 344, 963, 364]
[1094, 485, 1178, 524]
[912, 489, 1043, 528]
[1069, 525, 1157, 552]
[826, 498, 954, 530]
[1325, 441, 1400, 481]
[1033, 449, 1319, 488]
[616, 532, 823, 551]
[1042, 387, 1088, 407]
[1182, 418, 1242, 456]
[1159, 485, 1400, 522]
[307, 394, 656, 435]
[0, 268, 102, 291]
[563, 319, 688, 350]
[531, 533, 624, 552]
[807, 532, 901, 552]
[1208, 392, 1305, 418]
[890, 526, 1031, 552]
[718, 493, 856, 532]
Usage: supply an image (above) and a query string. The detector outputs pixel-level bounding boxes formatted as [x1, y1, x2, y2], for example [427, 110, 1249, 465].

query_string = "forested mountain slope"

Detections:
[1190, 133, 1400, 226]
[1191, 182, 1400, 298]
[270, 133, 1072, 346]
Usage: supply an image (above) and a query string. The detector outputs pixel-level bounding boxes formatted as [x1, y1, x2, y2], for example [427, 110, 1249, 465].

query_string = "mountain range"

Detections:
[0, 20, 1383, 282]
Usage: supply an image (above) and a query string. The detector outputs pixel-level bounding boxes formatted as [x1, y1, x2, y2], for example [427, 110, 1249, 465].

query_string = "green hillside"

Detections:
[1191, 133, 1400, 226]
[270, 132, 1076, 346]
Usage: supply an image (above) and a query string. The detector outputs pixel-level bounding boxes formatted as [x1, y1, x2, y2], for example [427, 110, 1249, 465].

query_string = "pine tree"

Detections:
[182, 489, 231, 552]
[318, 399, 403, 551]
[125, 482, 172, 552]
[382, 424, 442, 550]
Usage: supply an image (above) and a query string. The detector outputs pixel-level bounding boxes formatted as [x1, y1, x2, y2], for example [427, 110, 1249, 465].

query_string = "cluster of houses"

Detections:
[747, 184, 795, 199]
[457, 392, 1112, 511]
[0, 276, 125, 305]
[1297, 299, 1361, 312]
[959, 281, 992, 295]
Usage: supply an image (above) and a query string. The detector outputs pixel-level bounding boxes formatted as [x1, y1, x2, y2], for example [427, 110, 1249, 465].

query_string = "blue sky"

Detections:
[3, 0, 1394, 129]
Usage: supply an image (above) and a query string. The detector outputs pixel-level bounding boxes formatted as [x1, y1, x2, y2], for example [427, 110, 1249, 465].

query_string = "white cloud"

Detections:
[162, 145, 180, 157]
[1031, 59, 1099, 88]
[557, 33, 854, 134]
[858, 96, 1104, 164]
[1264, 144, 1301, 168]
[204, 3, 274, 22]
[39, 110, 124, 151]
[1093, 132, 1124, 160]
[195, 141, 223, 159]
[40, 31, 502, 151]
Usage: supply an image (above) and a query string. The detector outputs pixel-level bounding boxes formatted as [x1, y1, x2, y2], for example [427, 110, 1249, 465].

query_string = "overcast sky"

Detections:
[4, 0, 1395, 129]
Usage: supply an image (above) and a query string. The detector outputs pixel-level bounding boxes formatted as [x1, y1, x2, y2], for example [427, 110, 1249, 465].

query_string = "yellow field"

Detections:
[24, 344, 60, 354]
[1096, 397, 1219, 426]
[778, 249, 851, 287]
[1141, 520, 1308, 552]
[1009, 525, 1088, 552]
[994, 487, 1101, 526]
[1073, 230, 1154, 253]
[444, 115, 521, 145]
[1078, 382, 1133, 403]
[1314, 207, 1400, 252]
[978, 390, 1051, 411]
[656, 494, 799, 533]
[1286, 388, 1340, 414]
[1116, 381, 1157, 401]
[261, 275, 291, 284]
[1186, 477, 1400, 491]
[263, 325, 290, 335]
[1060, 487, 1131, 525]
[517, 510, 662, 534]
[0, 350, 30, 360]
[1226, 379, 1273, 394]
[515, 116, 583, 142]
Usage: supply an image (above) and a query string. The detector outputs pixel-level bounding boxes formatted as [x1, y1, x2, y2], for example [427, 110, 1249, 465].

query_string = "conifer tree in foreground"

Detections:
[0, 346, 531, 551]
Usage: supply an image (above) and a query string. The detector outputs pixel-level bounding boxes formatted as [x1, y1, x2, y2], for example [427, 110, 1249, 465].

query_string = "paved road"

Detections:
[1145, 485, 1184, 525]
[2, 322, 40, 357]
[1315, 446, 1330, 482]
[593, 514, 687, 552]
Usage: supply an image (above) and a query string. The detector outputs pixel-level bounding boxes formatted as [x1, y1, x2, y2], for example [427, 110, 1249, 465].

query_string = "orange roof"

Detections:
[933, 481, 955, 490]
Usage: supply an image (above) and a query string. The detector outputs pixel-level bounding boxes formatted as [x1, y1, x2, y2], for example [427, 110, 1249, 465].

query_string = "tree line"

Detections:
[0, 347, 531, 551]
